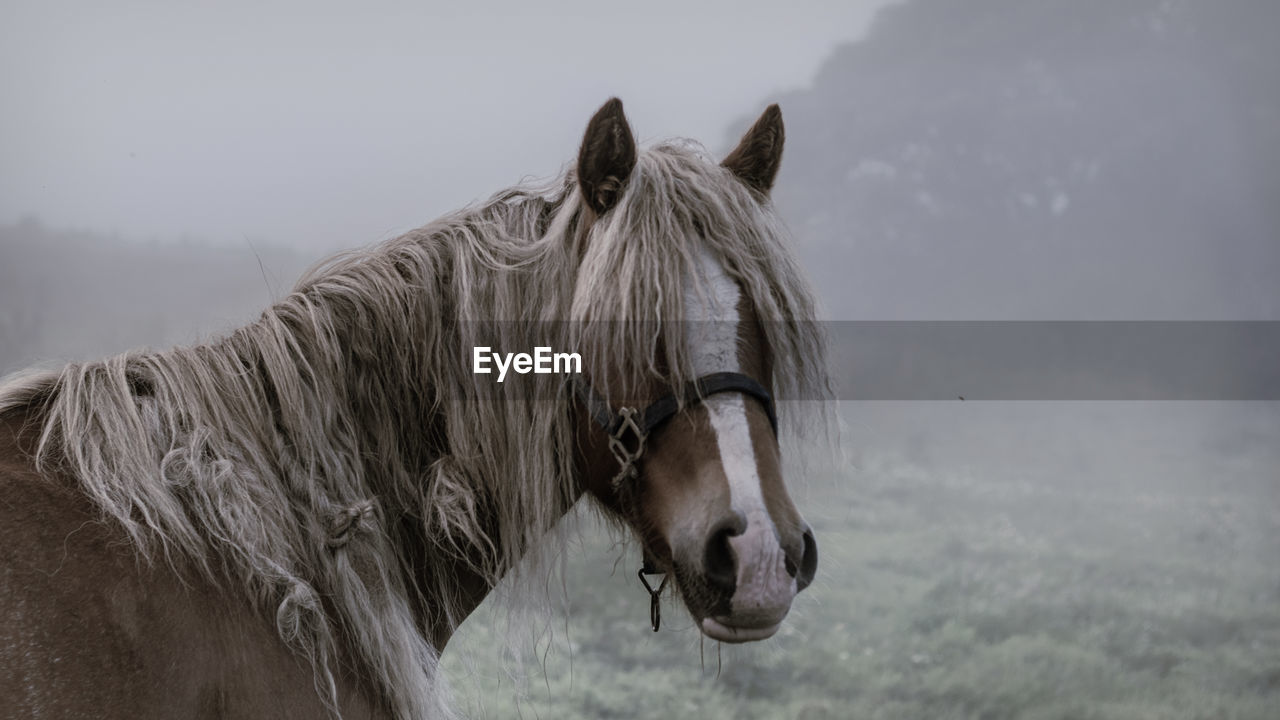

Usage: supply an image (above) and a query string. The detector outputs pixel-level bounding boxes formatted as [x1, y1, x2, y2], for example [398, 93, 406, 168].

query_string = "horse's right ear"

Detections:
[577, 98, 637, 215]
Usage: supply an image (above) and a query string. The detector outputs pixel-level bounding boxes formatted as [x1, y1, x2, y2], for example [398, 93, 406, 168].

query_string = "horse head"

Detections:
[570, 99, 819, 643]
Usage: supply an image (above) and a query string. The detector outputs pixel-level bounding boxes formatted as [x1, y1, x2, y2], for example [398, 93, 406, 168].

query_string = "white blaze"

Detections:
[683, 247, 767, 525]
[684, 247, 794, 618]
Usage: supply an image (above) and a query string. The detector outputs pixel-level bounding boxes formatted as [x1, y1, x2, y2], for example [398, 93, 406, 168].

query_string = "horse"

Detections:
[0, 98, 830, 719]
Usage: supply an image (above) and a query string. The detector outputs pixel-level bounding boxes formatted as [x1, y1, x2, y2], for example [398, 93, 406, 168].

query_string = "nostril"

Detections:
[703, 517, 743, 593]
[796, 528, 818, 592]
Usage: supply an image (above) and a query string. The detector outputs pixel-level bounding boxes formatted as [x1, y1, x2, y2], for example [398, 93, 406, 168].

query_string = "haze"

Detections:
[1, 0, 892, 250]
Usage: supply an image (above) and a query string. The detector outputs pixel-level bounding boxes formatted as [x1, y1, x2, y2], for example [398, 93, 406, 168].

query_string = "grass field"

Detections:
[443, 404, 1280, 719]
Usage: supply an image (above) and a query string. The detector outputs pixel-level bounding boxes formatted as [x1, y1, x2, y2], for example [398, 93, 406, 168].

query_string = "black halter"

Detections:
[568, 371, 779, 632]
[569, 370, 778, 488]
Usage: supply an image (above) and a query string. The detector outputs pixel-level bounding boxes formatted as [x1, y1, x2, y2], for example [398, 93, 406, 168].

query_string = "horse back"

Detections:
[0, 408, 381, 719]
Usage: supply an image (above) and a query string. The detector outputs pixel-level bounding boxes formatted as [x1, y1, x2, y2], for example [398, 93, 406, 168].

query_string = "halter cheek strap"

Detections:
[573, 368, 778, 466]
[569, 372, 778, 488]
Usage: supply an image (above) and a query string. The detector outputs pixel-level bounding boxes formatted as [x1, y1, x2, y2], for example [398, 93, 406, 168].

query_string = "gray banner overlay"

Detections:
[466, 321, 1279, 401]
[825, 322, 1280, 400]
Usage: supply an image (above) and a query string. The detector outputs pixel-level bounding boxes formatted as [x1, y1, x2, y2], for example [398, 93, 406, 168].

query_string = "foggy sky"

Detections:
[0, 0, 894, 251]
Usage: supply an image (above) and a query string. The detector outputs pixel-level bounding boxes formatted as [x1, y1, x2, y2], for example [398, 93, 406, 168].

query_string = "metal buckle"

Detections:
[637, 566, 669, 632]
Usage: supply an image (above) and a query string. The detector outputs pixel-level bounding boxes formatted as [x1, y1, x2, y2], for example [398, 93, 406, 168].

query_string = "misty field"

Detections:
[444, 404, 1280, 719]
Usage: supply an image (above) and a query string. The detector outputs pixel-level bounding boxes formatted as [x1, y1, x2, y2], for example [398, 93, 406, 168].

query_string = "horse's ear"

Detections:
[722, 104, 785, 196]
[577, 98, 637, 215]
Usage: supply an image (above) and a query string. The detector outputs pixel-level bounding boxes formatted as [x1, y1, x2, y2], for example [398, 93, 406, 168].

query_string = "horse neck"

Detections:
[351, 216, 593, 646]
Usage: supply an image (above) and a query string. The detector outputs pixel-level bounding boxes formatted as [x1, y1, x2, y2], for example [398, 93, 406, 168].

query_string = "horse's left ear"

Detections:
[722, 104, 785, 196]
[578, 98, 637, 215]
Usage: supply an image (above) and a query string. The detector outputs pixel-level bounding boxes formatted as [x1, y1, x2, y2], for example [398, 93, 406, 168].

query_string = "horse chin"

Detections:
[670, 563, 793, 643]
[699, 615, 783, 643]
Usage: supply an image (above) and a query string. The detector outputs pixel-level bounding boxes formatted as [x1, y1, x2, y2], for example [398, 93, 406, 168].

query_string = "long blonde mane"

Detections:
[0, 142, 829, 719]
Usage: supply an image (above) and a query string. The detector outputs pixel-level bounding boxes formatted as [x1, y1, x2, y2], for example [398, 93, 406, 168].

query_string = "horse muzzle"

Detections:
[685, 515, 818, 643]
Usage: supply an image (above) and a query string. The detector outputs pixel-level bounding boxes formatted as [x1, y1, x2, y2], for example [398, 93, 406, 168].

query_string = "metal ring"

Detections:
[638, 567, 668, 632]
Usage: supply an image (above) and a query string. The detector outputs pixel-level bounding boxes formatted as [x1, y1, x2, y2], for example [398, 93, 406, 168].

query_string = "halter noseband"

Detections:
[568, 371, 779, 632]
